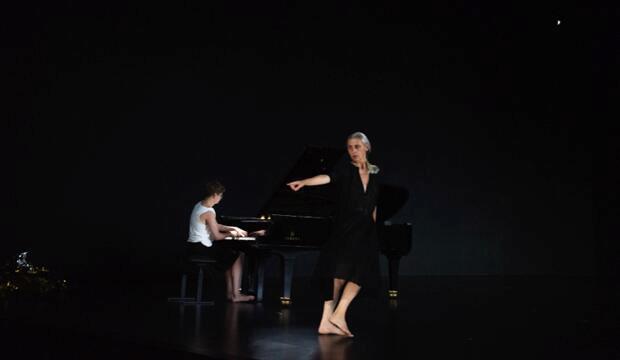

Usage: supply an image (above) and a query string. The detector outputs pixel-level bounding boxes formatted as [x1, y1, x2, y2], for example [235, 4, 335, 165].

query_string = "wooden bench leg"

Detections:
[168, 264, 214, 306]
[167, 274, 195, 302]
[183, 265, 214, 305]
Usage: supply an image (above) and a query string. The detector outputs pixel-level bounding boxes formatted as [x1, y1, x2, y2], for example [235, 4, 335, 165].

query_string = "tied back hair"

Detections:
[347, 132, 380, 174]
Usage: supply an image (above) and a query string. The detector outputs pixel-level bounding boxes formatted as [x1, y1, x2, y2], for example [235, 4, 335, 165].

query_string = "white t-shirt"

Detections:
[187, 202, 215, 247]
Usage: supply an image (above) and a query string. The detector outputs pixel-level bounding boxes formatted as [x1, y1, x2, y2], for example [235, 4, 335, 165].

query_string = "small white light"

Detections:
[557, 19, 561, 25]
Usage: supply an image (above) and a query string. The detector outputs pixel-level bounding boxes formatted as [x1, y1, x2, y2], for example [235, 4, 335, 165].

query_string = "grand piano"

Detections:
[220, 146, 412, 305]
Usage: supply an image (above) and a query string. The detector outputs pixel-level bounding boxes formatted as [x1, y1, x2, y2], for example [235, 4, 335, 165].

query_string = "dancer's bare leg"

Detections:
[333, 278, 346, 306]
[329, 282, 360, 337]
[318, 300, 346, 335]
[231, 253, 254, 302]
[318, 278, 347, 335]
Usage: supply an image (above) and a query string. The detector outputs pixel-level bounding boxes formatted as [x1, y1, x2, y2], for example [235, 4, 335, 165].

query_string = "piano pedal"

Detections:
[280, 297, 292, 306]
[388, 290, 399, 299]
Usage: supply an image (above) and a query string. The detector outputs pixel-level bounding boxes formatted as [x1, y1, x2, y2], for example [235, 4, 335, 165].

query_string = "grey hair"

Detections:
[347, 131, 372, 153]
[347, 131, 379, 173]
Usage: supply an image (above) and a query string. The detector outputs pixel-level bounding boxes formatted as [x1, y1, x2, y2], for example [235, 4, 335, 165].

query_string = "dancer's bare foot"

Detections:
[329, 315, 353, 337]
[231, 294, 255, 303]
[318, 320, 347, 335]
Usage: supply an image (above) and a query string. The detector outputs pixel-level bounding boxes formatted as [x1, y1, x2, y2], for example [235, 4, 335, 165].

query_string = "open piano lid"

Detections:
[259, 146, 409, 222]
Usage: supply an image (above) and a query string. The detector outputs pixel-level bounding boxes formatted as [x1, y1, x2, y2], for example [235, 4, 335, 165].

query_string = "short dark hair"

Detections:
[205, 180, 225, 198]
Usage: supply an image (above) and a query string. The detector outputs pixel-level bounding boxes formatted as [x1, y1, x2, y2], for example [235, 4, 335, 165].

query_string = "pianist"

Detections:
[287, 132, 381, 337]
[187, 180, 255, 303]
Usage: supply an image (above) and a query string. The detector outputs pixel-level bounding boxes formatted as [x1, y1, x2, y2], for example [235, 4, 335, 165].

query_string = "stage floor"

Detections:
[1, 275, 617, 359]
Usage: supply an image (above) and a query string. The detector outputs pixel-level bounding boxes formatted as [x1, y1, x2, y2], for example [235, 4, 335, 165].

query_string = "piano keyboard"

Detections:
[224, 236, 257, 241]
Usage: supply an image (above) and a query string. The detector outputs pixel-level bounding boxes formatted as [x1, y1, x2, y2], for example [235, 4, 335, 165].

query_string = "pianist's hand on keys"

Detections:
[224, 229, 266, 241]
[224, 236, 257, 241]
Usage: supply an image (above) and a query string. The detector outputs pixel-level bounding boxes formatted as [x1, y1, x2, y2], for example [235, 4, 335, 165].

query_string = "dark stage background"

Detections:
[5, 1, 604, 280]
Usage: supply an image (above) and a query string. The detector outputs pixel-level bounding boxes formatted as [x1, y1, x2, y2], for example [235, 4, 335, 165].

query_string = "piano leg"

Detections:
[276, 252, 296, 306]
[246, 253, 255, 293]
[282, 255, 295, 305]
[388, 256, 401, 299]
[246, 249, 271, 302]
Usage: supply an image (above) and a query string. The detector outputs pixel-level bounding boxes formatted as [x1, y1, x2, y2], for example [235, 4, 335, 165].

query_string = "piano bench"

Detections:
[167, 256, 217, 306]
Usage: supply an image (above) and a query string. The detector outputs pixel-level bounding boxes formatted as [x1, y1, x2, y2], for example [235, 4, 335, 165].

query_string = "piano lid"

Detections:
[377, 183, 409, 223]
[259, 146, 409, 221]
[259, 146, 344, 218]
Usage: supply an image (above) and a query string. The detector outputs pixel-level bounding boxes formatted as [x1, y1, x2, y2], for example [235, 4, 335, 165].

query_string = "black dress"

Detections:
[316, 159, 381, 300]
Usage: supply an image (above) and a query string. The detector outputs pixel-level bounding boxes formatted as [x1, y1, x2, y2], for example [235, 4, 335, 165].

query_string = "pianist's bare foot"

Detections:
[329, 315, 353, 337]
[228, 288, 248, 302]
[231, 293, 255, 303]
[318, 320, 347, 336]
